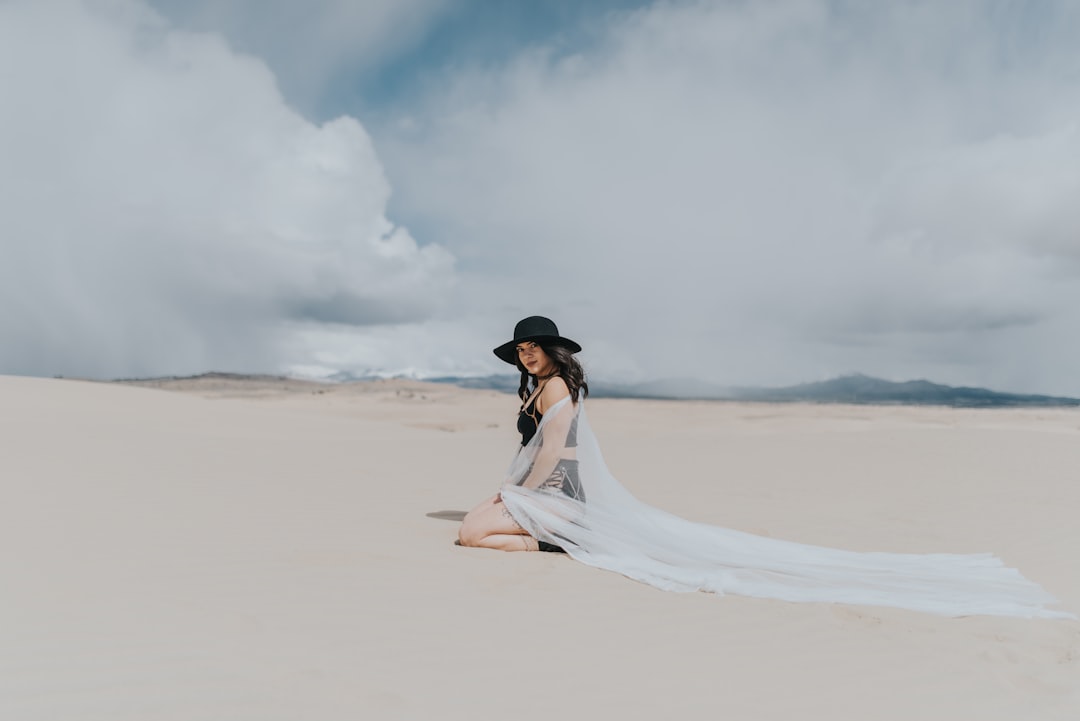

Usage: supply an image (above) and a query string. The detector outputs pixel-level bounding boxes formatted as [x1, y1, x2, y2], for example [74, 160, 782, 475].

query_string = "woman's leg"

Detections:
[459, 494, 539, 552]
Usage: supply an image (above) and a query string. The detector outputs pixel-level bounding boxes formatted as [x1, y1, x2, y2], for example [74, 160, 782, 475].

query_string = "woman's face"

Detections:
[516, 341, 555, 377]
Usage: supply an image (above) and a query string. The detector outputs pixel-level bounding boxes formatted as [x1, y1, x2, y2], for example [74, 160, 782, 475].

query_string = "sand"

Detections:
[2, 374, 1078, 719]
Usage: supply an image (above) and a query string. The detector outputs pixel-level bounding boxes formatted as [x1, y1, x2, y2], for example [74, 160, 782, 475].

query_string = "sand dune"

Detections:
[2, 375, 1077, 719]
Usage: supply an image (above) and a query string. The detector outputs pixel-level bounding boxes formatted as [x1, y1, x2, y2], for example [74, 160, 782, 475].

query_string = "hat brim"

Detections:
[493, 335, 582, 365]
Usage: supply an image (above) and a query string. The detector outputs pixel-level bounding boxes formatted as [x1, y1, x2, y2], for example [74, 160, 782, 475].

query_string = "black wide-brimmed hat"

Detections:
[493, 316, 582, 365]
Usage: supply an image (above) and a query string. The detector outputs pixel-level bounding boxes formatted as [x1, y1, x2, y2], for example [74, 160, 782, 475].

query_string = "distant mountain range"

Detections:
[111, 371, 1080, 408]
[429, 373, 1080, 407]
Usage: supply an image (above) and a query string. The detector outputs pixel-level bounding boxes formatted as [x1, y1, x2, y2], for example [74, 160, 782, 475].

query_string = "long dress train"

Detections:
[499, 397, 1073, 619]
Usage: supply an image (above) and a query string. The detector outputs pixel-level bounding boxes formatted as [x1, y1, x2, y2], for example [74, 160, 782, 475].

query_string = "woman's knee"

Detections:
[458, 513, 484, 547]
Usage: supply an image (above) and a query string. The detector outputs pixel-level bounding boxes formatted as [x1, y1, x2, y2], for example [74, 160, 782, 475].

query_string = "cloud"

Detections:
[372, 0, 1080, 394]
[871, 126, 1080, 267]
[0, 0, 453, 379]
[147, 0, 451, 116]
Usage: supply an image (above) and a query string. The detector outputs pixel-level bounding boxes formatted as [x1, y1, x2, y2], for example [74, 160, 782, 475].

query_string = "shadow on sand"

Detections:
[426, 510, 467, 522]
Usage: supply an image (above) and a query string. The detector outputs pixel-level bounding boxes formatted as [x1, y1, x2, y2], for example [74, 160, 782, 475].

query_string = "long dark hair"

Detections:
[516, 342, 589, 403]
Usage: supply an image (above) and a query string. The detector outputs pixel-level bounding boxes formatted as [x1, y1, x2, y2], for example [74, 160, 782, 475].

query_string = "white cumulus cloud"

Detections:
[147, 0, 451, 116]
[0, 0, 453, 379]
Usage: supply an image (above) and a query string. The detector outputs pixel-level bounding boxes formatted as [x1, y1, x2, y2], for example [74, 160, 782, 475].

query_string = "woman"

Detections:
[459, 316, 586, 552]
[459, 316, 1073, 619]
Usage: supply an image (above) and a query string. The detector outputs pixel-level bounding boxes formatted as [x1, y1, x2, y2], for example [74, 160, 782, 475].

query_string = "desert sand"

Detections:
[2, 374, 1078, 720]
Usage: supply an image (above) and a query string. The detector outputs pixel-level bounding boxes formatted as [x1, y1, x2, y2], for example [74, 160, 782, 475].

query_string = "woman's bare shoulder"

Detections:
[539, 375, 570, 412]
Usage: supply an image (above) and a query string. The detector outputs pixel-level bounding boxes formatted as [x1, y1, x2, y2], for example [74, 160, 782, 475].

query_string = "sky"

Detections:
[2, 0, 1079, 395]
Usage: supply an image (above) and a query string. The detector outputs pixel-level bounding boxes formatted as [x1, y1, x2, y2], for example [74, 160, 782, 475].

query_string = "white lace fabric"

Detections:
[499, 397, 1074, 619]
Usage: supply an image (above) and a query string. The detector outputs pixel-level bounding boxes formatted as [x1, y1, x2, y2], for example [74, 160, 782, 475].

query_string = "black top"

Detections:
[517, 394, 578, 448]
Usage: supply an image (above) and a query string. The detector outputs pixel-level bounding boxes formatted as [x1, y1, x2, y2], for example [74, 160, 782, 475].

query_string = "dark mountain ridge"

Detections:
[428, 372, 1080, 407]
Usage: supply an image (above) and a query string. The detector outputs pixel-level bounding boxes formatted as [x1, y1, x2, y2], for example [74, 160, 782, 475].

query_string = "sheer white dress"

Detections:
[499, 397, 1073, 619]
